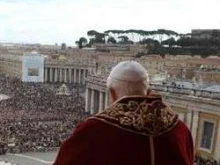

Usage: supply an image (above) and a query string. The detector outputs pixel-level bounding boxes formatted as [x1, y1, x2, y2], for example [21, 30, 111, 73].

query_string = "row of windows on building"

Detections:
[178, 110, 218, 153]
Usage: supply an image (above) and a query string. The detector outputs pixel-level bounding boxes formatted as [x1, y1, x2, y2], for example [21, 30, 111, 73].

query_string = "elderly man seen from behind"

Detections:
[54, 61, 194, 165]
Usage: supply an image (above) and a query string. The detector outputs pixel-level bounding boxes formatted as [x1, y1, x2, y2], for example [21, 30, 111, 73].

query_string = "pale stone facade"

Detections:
[0, 56, 92, 85]
[44, 66, 89, 84]
[86, 75, 109, 114]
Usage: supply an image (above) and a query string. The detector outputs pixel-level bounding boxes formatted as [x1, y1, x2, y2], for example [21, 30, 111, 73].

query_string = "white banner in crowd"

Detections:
[22, 53, 44, 82]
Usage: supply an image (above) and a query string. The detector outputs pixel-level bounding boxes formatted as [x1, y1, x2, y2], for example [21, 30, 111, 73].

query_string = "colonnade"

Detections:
[85, 88, 109, 114]
[44, 67, 88, 84]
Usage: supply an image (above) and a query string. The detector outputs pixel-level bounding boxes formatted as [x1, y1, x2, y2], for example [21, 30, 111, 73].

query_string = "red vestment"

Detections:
[54, 95, 194, 165]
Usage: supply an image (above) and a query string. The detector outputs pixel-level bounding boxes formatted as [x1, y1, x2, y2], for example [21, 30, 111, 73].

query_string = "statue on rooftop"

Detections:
[182, 68, 186, 80]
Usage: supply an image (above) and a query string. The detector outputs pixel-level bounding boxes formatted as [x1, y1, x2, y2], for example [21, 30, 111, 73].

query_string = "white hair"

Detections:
[107, 61, 149, 97]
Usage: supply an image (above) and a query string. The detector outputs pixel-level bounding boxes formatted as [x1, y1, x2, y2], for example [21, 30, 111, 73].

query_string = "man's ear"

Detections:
[147, 89, 157, 96]
[147, 89, 151, 96]
[109, 87, 117, 103]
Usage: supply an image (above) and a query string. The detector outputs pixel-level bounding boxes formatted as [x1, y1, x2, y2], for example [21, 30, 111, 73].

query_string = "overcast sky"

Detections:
[0, 0, 219, 45]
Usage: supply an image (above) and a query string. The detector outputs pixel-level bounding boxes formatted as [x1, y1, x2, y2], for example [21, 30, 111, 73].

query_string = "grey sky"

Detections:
[0, 0, 219, 45]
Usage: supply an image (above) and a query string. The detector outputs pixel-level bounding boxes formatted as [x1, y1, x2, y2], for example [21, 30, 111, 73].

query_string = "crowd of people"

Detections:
[195, 156, 219, 165]
[0, 74, 89, 154]
[0, 73, 220, 165]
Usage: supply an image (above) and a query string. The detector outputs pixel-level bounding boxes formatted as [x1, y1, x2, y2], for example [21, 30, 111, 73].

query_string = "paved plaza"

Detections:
[0, 151, 58, 165]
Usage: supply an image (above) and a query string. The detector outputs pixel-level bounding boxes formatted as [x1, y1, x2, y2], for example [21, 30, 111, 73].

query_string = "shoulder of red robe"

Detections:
[88, 95, 180, 137]
[53, 120, 102, 165]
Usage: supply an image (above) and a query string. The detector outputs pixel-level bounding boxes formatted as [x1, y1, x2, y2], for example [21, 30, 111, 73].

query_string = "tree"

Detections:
[125, 29, 136, 41]
[144, 39, 162, 54]
[148, 30, 157, 40]
[61, 43, 67, 50]
[80, 37, 88, 48]
[75, 37, 88, 49]
[118, 36, 129, 44]
[75, 41, 79, 46]
[156, 29, 179, 44]
[87, 30, 99, 37]
[107, 37, 117, 44]
[161, 37, 176, 47]
[87, 30, 106, 45]
[139, 38, 159, 45]
[176, 37, 193, 47]
[161, 37, 177, 54]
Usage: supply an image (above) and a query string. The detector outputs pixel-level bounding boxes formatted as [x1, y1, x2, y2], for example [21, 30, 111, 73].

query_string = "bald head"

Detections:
[107, 61, 149, 103]
[108, 61, 148, 82]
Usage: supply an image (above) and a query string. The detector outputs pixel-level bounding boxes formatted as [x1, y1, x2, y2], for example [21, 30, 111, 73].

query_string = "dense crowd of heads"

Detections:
[0, 74, 89, 154]
[195, 156, 219, 165]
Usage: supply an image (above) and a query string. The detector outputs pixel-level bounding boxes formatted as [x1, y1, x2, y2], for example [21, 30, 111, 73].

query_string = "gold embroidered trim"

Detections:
[113, 95, 162, 105]
[89, 98, 179, 136]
